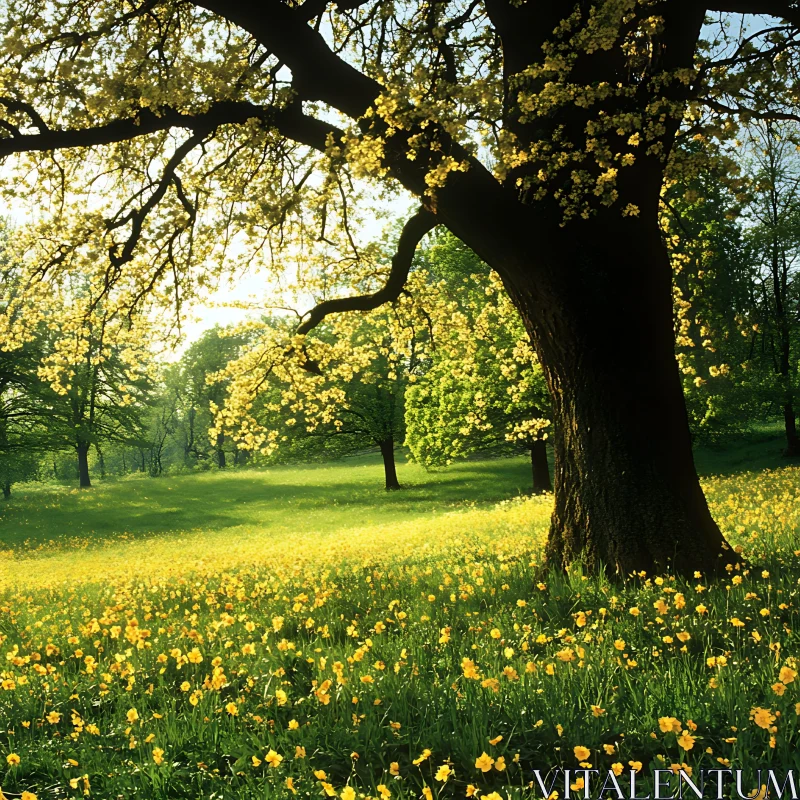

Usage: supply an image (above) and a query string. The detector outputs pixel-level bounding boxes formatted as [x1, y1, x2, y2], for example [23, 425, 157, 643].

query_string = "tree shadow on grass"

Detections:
[0, 454, 534, 551]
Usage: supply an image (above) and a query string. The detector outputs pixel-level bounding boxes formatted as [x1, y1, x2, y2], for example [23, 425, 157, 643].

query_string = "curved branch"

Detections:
[296, 206, 436, 337]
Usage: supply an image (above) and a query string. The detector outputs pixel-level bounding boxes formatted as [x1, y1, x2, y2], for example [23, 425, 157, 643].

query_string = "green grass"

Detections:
[0, 453, 534, 551]
[0, 446, 798, 799]
[692, 423, 793, 476]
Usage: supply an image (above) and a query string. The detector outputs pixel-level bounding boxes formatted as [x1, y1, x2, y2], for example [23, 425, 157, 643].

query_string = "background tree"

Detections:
[177, 326, 252, 469]
[0, 337, 48, 498]
[214, 299, 425, 491]
[741, 120, 800, 456]
[37, 300, 155, 488]
[406, 233, 552, 493]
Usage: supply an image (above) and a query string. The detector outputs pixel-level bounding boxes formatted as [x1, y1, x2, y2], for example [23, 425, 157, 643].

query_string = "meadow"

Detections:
[0, 448, 798, 800]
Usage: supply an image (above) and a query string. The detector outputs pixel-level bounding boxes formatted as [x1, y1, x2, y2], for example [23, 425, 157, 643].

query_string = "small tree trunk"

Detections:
[379, 438, 401, 491]
[216, 433, 226, 469]
[2, 480, 10, 500]
[530, 439, 551, 494]
[77, 443, 92, 489]
[782, 402, 800, 457]
[96, 445, 106, 478]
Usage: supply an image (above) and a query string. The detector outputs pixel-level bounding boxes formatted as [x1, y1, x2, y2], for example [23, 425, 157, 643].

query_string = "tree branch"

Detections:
[0, 100, 342, 159]
[703, 1, 800, 25]
[297, 206, 436, 337]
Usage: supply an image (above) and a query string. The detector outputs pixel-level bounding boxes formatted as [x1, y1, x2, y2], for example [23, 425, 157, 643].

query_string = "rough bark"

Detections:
[530, 439, 552, 494]
[77, 443, 92, 489]
[379, 438, 401, 491]
[499, 216, 734, 578]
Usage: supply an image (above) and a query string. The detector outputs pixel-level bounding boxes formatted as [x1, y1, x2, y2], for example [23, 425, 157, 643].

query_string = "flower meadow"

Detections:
[0, 466, 799, 799]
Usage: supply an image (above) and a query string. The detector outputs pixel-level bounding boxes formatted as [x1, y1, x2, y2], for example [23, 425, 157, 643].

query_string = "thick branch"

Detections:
[296, 206, 436, 336]
[0, 101, 341, 159]
[703, 1, 800, 25]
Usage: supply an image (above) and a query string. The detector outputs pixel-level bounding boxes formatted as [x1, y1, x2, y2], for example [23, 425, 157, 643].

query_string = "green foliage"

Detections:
[405, 232, 550, 467]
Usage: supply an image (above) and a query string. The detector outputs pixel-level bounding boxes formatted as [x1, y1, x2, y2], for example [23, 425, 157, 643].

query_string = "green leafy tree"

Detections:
[178, 326, 252, 469]
[216, 309, 419, 491]
[406, 233, 552, 492]
[741, 120, 800, 455]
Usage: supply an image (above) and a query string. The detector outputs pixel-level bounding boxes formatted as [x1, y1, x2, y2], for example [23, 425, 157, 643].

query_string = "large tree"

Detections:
[1, 1, 798, 574]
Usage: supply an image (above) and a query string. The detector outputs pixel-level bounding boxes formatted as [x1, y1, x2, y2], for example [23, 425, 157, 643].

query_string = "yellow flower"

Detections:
[21, 792, 37, 800]
[603, 744, 616, 755]
[591, 705, 606, 717]
[341, 787, 356, 800]
[265, 749, 283, 768]
[614, 639, 626, 651]
[46, 711, 61, 724]
[751, 707, 776, 729]
[286, 777, 297, 795]
[390, 762, 400, 775]
[780, 666, 797, 684]
[413, 748, 432, 765]
[772, 682, 787, 696]
[435, 764, 453, 782]
[677, 731, 696, 750]
[658, 717, 682, 733]
[377, 785, 391, 799]
[475, 752, 495, 772]
[126, 708, 139, 724]
[495, 756, 506, 771]
[152, 747, 165, 765]
[6, 753, 21, 766]
[422, 788, 433, 800]
[490, 628, 502, 639]
[629, 761, 643, 773]
[225, 702, 238, 716]
[251, 755, 262, 767]
[574, 746, 591, 761]
[489, 735, 503, 745]
[611, 763, 624, 776]
[295, 746, 306, 759]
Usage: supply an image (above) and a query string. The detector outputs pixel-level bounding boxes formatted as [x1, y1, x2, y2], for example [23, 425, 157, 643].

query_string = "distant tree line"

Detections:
[1, 122, 799, 497]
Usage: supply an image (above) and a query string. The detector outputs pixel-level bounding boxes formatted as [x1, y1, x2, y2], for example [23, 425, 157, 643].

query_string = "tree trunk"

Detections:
[530, 439, 551, 494]
[96, 444, 106, 478]
[379, 438, 401, 491]
[2, 480, 10, 500]
[77, 443, 91, 488]
[782, 402, 800, 457]
[216, 433, 226, 469]
[496, 215, 733, 578]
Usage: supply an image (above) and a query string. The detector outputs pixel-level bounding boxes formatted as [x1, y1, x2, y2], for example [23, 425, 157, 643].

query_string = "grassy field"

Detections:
[0, 448, 799, 799]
